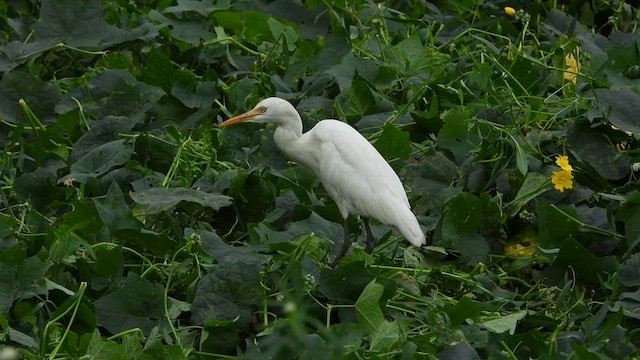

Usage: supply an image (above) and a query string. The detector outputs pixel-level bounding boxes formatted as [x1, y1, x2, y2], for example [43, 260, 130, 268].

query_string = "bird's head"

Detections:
[219, 97, 298, 127]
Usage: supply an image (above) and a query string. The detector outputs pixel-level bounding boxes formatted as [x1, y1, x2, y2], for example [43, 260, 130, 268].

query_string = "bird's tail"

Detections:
[392, 201, 426, 247]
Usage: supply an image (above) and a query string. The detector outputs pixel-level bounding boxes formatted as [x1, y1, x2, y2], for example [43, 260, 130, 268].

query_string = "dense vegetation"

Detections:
[1, 0, 639, 358]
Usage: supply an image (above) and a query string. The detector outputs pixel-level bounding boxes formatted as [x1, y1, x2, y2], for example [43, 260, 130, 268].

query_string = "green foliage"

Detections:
[0, 0, 639, 358]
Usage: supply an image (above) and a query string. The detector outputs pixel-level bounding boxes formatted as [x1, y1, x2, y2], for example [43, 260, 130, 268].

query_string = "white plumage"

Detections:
[220, 97, 426, 258]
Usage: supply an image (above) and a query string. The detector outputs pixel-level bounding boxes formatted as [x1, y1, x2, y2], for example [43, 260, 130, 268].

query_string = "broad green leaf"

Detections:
[0, 71, 61, 125]
[569, 343, 603, 360]
[129, 187, 232, 214]
[0, 264, 17, 313]
[618, 253, 640, 287]
[445, 297, 485, 326]
[14, 166, 64, 210]
[163, 0, 231, 16]
[148, 10, 215, 45]
[439, 109, 470, 138]
[7, 327, 38, 349]
[383, 35, 450, 78]
[267, 18, 300, 51]
[369, 320, 400, 353]
[211, 11, 272, 46]
[568, 118, 629, 181]
[326, 57, 396, 92]
[94, 273, 165, 336]
[33, 0, 161, 49]
[613, 290, 640, 321]
[90, 246, 125, 291]
[141, 50, 198, 90]
[0, 257, 50, 314]
[480, 310, 527, 335]
[355, 280, 385, 331]
[56, 70, 165, 121]
[617, 191, 640, 248]
[0, 38, 59, 72]
[355, 280, 400, 352]
[191, 256, 263, 327]
[507, 172, 551, 217]
[542, 238, 617, 285]
[437, 342, 481, 360]
[191, 229, 269, 266]
[437, 192, 500, 265]
[319, 261, 376, 303]
[94, 183, 140, 232]
[69, 116, 137, 163]
[374, 122, 412, 160]
[594, 89, 640, 135]
[63, 139, 134, 183]
[85, 330, 128, 360]
[537, 203, 580, 247]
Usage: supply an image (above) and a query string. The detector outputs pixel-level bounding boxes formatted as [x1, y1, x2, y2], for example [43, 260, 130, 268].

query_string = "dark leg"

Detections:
[332, 218, 352, 267]
[363, 218, 376, 254]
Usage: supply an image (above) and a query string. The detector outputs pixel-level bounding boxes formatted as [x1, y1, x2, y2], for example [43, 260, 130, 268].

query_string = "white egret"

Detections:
[219, 97, 426, 261]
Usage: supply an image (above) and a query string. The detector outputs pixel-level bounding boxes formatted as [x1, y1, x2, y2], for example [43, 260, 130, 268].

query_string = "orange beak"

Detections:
[219, 109, 260, 127]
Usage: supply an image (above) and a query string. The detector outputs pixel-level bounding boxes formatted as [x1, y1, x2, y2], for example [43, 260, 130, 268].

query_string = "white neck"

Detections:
[272, 114, 305, 164]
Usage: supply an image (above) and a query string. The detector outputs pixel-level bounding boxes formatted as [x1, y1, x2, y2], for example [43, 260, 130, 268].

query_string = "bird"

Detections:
[218, 97, 426, 262]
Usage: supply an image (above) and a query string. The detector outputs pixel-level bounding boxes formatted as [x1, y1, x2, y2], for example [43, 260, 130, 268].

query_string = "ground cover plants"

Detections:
[1, 0, 639, 358]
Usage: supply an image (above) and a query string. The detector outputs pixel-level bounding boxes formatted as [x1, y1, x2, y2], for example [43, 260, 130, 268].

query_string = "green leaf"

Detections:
[437, 342, 481, 360]
[374, 122, 412, 160]
[85, 330, 128, 360]
[568, 117, 629, 181]
[63, 139, 134, 183]
[0, 257, 50, 314]
[618, 253, 640, 287]
[57, 70, 165, 120]
[514, 140, 528, 176]
[319, 261, 376, 303]
[355, 280, 400, 352]
[129, 187, 232, 214]
[480, 310, 527, 335]
[437, 193, 500, 265]
[617, 191, 640, 248]
[69, 116, 137, 163]
[594, 89, 640, 135]
[355, 280, 385, 331]
[439, 109, 470, 138]
[0, 38, 60, 72]
[537, 203, 580, 247]
[93, 182, 140, 232]
[191, 255, 264, 327]
[507, 173, 551, 217]
[33, 0, 161, 49]
[542, 238, 617, 285]
[369, 320, 400, 353]
[383, 35, 450, 78]
[94, 273, 165, 336]
[0, 264, 17, 314]
[445, 297, 485, 326]
[90, 246, 125, 291]
[0, 71, 62, 125]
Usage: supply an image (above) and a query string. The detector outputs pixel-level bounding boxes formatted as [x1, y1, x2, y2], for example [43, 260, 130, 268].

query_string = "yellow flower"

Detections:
[505, 242, 536, 257]
[504, 229, 539, 257]
[504, 7, 516, 16]
[551, 170, 574, 192]
[564, 53, 579, 84]
[555, 155, 573, 172]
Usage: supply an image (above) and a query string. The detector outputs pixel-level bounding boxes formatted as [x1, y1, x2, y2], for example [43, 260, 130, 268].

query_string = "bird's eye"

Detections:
[257, 106, 267, 113]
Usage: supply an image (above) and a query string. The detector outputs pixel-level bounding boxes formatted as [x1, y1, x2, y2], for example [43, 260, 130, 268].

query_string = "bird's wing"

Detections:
[303, 120, 409, 217]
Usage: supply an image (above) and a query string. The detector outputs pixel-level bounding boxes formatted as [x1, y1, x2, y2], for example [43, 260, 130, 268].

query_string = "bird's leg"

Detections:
[363, 218, 376, 254]
[332, 218, 352, 267]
